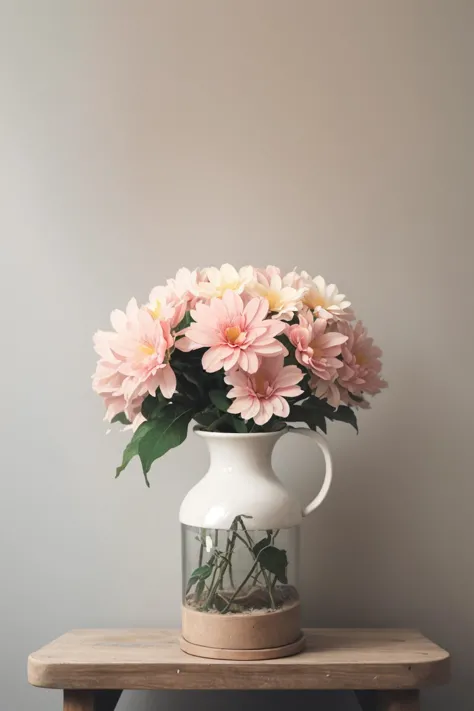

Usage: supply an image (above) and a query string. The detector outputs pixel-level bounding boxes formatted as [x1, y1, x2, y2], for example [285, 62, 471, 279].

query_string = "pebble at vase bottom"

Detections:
[179, 426, 332, 660]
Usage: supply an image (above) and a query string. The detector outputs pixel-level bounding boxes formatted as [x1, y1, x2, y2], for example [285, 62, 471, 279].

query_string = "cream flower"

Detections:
[299, 272, 352, 320]
[147, 285, 184, 325]
[198, 263, 254, 300]
[167, 267, 201, 307]
[247, 266, 306, 320]
[147, 268, 201, 323]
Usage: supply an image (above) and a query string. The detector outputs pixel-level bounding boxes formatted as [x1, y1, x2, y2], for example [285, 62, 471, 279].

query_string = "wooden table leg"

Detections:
[64, 690, 122, 711]
[376, 691, 420, 710]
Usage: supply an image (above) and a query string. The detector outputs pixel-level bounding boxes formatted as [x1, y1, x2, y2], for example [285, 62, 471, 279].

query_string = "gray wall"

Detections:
[1, 1, 473, 710]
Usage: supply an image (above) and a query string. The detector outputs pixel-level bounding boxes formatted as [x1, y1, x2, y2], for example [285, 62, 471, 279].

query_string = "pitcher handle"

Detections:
[288, 427, 333, 516]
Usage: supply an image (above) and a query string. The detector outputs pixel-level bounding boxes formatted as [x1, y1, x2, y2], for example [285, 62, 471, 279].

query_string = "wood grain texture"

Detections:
[63, 690, 122, 711]
[28, 628, 450, 691]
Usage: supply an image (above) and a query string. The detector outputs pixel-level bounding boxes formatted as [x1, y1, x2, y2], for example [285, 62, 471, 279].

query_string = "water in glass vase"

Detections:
[182, 517, 299, 616]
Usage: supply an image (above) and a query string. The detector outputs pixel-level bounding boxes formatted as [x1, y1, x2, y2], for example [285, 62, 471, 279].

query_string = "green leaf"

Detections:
[209, 389, 230, 412]
[115, 421, 156, 480]
[287, 404, 327, 433]
[253, 534, 271, 557]
[186, 563, 214, 594]
[258, 546, 288, 584]
[230, 416, 248, 433]
[208, 413, 233, 431]
[289, 397, 358, 433]
[138, 403, 195, 476]
[141, 392, 168, 420]
[190, 563, 214, 580]
[269, 420, 288, 432]
[194, 408, 220, 428]
[195, 579, 206, 601]
[330, 405, 359, 432]
[176, 310, 193, 331]
[180, 369, 205, 398]
[111, 412, 131, 425]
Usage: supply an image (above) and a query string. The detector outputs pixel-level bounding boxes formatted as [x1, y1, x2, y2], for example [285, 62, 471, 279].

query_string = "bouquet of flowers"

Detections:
[93, 264, 386, 484]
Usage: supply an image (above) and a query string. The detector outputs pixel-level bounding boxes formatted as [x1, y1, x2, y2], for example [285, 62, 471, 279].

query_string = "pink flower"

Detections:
[225, 355, 304, 425]
[338, 321, 387, 396]
[310, 321, 387, 408]
[177, 289, 286, 374]
[93, 299, 179, 427]
[112, 307, 177, 401]
[310, 377, 355, 410]
[288, 312, 347, 380]
[93, 299, 144, 424]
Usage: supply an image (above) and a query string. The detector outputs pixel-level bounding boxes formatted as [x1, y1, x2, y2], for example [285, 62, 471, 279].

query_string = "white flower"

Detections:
[247, 266, 306, 320]
[198, 263, 254, 299]
[147, 268, 200, 321]
[147, 285, 173, 319]
[167, 267, 200, 305]
[301, 273, 352, 320]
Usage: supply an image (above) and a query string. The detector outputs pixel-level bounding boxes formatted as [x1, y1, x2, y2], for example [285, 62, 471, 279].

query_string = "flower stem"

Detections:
[217, 529, 237, 591]
[198, 528, 205, 567]
[221, 559, 260, 614]
[238, 520, 276, 609]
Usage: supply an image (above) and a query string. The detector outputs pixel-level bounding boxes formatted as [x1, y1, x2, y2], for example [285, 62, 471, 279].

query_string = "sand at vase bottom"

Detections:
[182, 593, 301, 651]
[185, 582, 298, 614]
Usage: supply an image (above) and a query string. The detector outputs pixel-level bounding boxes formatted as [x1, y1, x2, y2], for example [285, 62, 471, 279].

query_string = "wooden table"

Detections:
[28, 628, 450, 710]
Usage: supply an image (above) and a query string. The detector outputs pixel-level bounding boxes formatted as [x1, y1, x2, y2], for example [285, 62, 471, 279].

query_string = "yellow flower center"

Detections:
[225, 326, 242, 344]
[266, 289, 282, 312]
[355, 352, 367, 366]
[309, 339, 323, 359]
[149, 299, 162, 319]
[253, 371, 269, 396]
[304, 290, 327, 311]
[215, 279, 240, 297]
[140, 343, 155, 356]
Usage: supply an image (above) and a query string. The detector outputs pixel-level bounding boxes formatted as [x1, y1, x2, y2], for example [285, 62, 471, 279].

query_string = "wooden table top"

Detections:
[28, 628, 450, 691]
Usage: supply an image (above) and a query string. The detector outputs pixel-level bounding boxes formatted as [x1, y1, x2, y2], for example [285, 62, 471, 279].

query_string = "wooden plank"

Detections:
[63, 690, 122, 711]
[28, 628, 450, 691]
